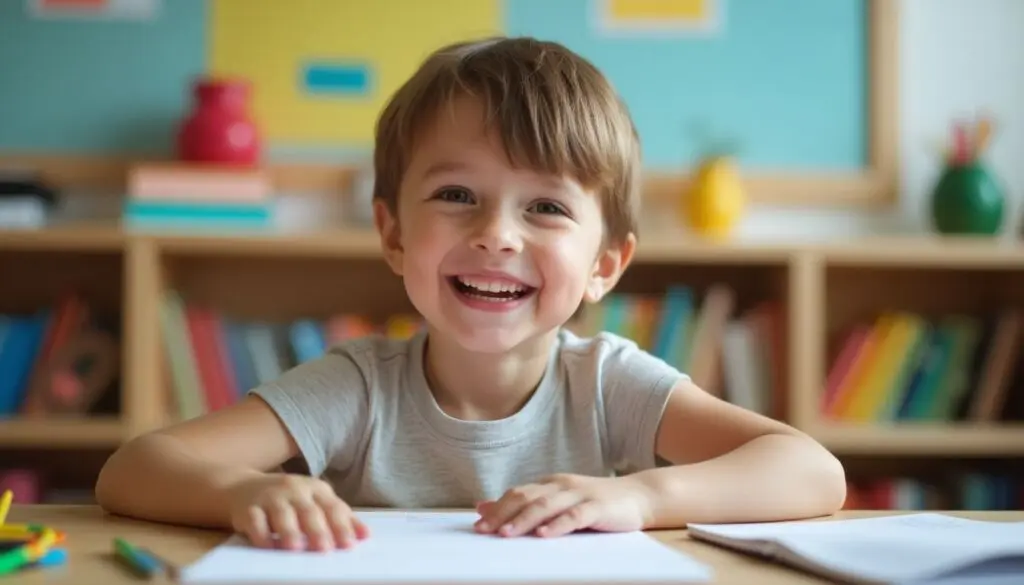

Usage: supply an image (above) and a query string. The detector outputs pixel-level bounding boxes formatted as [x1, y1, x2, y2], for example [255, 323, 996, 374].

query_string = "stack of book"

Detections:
[123, 163, 274, 230]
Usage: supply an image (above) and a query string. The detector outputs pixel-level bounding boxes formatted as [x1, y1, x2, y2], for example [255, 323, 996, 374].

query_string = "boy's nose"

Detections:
[469, 213, 523, 254]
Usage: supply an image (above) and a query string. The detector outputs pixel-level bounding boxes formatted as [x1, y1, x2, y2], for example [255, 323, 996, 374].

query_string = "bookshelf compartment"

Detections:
[576, 260, 791, 422]
[0, 249, 123, 316]
[616, 261, 790, 313]
[820, 265, 1024, 441]
[0, 249, 124, 429]
[0, 446, 115, 504]
[163, 253, 413, 323]
[839, 455, 1024, 511]
[155, 251, 420, 425]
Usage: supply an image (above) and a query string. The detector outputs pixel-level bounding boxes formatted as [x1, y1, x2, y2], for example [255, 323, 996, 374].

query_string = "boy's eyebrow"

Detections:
[420, 161, 468, 180]
[419, 160, 581, 195]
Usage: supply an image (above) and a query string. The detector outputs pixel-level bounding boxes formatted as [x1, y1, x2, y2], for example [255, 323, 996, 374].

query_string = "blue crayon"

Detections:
[34, 547, 67, 568]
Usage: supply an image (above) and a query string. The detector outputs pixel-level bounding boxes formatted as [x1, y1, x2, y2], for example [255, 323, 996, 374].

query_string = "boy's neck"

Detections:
[422, 329, 558, 422]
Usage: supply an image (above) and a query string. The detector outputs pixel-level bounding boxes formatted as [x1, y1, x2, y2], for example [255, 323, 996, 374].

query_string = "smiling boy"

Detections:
[95, 36, 846, 551]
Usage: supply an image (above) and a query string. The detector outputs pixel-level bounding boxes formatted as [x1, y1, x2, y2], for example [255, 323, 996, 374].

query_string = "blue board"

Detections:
[506, 0, 866, 170]
[0, 0, 206, 156]
[0, 0, 868, 172]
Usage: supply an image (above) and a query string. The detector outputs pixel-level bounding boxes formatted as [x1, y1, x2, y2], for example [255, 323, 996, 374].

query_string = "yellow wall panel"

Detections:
[209, 0, 502, 146]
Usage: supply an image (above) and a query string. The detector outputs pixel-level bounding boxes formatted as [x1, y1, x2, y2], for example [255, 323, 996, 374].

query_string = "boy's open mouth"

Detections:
[449, 276, 536, 302]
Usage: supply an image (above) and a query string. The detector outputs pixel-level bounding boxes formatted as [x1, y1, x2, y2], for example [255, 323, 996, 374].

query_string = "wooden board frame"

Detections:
[0, 1, 897, 209]
[645, 0, 899, 209]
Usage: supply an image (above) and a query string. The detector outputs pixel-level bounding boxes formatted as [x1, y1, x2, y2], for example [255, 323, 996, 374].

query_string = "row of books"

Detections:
[824, 310, 1022, 423]
[844, 472, 1023, 511]
[161, 291, 422, 420]
[0, 296, 120, 417]
[568, 285, 787, 420]
[165, 284, 787, 422]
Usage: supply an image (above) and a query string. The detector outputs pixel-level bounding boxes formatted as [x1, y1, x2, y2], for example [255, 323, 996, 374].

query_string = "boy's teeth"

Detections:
[457, 277, 525, 293]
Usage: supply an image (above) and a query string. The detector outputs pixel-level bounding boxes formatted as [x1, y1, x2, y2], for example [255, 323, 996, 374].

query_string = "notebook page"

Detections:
[180, 511, 712, 584]
[689, 513, 1024, 584]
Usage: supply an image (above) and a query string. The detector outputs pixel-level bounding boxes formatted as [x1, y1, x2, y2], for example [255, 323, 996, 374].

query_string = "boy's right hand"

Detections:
[227, 473, 369, 551]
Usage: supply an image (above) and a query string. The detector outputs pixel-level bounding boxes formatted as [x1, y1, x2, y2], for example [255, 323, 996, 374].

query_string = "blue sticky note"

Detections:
[302, 62, 371, 96]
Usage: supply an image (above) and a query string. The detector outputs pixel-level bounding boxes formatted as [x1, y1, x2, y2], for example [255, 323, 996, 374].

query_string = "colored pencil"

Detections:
[974, 115, 993, 156]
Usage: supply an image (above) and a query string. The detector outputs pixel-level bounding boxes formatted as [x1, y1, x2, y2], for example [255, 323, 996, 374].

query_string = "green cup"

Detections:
[930, 161, 1006, 235]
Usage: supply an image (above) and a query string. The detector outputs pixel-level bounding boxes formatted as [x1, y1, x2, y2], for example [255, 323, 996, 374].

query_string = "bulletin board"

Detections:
[0, 0, 898, 207]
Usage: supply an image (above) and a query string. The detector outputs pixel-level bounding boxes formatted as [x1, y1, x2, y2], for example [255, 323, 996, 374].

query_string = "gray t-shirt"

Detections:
[250, 328, 686, 508]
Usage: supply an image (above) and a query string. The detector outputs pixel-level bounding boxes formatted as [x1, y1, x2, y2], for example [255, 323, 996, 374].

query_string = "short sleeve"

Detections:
[249, 344, 370, 478]
[596, 333, 688, 473]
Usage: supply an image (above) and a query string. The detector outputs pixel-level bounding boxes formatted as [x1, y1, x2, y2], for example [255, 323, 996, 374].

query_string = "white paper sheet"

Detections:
[180, 510, 712, 584]
[688, 513, 1024, 585]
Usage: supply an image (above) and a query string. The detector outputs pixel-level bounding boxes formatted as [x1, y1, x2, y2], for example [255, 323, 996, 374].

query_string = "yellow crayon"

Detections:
[0, 490, 11, 525]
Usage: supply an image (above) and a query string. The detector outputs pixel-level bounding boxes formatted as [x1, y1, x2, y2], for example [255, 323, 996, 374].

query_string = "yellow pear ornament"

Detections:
[683, 153, 746, 238]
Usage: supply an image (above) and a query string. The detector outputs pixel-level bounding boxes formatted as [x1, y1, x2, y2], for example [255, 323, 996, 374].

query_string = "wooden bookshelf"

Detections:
[2, 222, 1023, 504]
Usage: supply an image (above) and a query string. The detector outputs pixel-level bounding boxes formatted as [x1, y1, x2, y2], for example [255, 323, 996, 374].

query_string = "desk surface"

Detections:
[7, 506, 1024, 584]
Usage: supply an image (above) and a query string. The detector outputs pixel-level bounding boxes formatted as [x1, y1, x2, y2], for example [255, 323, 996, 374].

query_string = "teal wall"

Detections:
[0, 0, 867, 171]
[0, 0, 206, 156]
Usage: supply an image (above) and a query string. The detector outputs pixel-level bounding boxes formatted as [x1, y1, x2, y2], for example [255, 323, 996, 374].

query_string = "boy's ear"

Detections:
[583, 233, 636, 303]
[374, 199, 404, 276]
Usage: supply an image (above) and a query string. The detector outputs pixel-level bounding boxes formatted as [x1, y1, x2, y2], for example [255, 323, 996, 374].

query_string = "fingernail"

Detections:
[500, 523, 513, 535]
[476, 521, 489, 532]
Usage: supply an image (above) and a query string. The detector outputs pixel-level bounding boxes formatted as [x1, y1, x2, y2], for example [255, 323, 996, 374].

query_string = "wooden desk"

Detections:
[8, 505, 1024, 584]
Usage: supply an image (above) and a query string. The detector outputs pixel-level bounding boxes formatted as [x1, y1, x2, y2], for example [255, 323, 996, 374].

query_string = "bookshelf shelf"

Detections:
[812, 424, 1024, 456]
[154, 229, 384, 259]
[1, 220, 1023, 505]
[0, 222, 125, 252]
[0, 417, 123, 447]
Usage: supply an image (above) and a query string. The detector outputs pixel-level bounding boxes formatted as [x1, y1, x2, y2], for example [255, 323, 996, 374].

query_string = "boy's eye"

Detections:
[530, 200, 568, 216]
[434, 187, 474, 204]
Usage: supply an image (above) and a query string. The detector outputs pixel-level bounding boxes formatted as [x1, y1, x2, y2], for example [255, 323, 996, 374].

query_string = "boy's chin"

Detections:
[441, 325, 554, 355]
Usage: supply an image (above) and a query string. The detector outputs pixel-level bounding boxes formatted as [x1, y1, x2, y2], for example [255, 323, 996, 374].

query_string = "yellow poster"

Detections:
[600, 0, 719, 32]
[208, 0, 501, 146]
[607, 0, 710, 20]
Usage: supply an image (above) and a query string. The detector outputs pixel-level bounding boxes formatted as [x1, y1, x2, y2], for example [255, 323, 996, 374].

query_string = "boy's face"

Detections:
[375, 98, 634, 354]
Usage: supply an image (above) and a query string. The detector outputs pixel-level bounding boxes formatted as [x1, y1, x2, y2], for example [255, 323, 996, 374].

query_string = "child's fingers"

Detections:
[476, 484, 554, 534]
[266, 500, 304, 550]
[241, 505, 273, 549]
[536, 501, 600, 538]
[294, 499, 334, 551]
[318, 495, 357, 548]
[499, 490, 584, 537]
[352, 515, 371, 540]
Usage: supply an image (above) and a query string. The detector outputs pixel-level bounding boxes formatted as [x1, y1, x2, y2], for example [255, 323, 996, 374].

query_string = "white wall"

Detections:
[739, 0, 1024, 241]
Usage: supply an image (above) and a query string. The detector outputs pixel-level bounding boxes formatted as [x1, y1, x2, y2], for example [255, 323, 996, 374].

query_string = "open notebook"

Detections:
[687, 513, 1024, 585]
[179, 510, 712, 584]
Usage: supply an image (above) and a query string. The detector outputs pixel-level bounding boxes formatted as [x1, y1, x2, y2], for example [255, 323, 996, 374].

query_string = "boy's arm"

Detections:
[96, 347, 370, 529]
[630, 378, 847, 527]
[94, 395, 298, 528]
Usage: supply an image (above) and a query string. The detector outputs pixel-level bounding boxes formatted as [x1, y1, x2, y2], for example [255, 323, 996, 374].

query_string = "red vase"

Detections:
[177, 78, 261, 166]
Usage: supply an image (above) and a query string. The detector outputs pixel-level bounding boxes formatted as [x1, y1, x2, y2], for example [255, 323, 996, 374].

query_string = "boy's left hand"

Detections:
[474, 474, 653, 538]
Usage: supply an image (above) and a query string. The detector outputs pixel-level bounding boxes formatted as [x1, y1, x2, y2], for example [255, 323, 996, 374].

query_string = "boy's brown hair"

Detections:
[372, 36, 641, 246]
